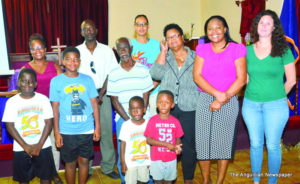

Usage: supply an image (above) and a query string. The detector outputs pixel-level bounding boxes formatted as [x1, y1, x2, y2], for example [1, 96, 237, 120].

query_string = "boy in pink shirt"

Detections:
[144, 90, 183, 184]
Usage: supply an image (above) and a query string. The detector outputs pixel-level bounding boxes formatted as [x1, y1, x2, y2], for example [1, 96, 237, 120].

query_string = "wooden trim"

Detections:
[9, 52, 59, 63]
[0, 90, 18, 97]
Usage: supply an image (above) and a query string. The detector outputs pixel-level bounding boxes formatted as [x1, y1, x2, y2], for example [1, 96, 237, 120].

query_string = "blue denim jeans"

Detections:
[116, 117, 125, 183]
[242, 98, 289, 184]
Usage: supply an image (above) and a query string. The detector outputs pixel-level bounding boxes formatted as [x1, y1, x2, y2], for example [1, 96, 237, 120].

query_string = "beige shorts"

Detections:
[125, 165, 149, 184]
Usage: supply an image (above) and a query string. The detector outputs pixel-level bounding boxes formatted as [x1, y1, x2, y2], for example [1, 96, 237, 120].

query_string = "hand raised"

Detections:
[160, 39, 168, 53]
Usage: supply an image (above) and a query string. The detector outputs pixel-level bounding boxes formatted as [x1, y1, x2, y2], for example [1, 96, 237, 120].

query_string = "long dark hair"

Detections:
[250, 10, 289, 57]
[204, 15, 235, 47]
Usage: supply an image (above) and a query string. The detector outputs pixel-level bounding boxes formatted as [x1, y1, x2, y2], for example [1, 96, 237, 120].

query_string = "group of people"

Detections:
[2, 9, 296, 184]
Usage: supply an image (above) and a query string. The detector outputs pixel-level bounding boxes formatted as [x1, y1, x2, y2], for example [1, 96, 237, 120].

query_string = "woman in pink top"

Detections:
[193, 16, 247, 184]
[23, 33, 63, 184]
[23, 33, 62, 97]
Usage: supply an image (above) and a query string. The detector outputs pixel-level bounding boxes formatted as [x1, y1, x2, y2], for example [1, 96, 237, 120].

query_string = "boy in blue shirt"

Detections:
[50, 46, 100, 184]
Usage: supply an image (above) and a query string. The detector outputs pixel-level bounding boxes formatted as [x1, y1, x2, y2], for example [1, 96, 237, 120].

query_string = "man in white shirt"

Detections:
[77, 19, 119, 179]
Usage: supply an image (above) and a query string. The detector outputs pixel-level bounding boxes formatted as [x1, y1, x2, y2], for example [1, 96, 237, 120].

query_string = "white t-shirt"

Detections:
[2, 93, 53, 151]
[119, 119, 151, 168]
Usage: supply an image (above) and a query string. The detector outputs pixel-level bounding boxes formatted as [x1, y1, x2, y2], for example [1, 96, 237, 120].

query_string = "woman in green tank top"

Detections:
[242, 10, 296, 184]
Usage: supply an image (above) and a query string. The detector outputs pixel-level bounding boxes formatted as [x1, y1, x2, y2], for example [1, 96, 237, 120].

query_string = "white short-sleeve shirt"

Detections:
[2, 93, 53, 151]
[119, 119, 151, 168]
[77, 41, 118, 89]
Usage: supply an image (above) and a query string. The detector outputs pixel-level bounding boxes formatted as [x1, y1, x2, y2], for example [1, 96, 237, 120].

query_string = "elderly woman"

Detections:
[242, 10, 296, 184]
[193, 16, 247, 184]
[150, 23, 199, 184]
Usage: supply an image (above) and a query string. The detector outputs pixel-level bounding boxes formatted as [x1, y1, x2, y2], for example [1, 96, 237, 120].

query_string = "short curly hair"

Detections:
[63, 46, 80, 58]
[163, 23, 183, 37]
[29, 33, 46, 49]
[129, 96, 145, 108]
[250, 10, 289, 57]
[157, 90, 174, 102]
[18, 68, 37, 83]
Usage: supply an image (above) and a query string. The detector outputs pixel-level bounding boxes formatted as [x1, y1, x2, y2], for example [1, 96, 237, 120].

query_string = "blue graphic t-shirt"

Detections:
[50, 73, 98, 134]
[131, 38, 160, 95]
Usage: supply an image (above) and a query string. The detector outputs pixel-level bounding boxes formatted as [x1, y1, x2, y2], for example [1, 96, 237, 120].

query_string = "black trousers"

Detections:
[171, 105, 197, 180]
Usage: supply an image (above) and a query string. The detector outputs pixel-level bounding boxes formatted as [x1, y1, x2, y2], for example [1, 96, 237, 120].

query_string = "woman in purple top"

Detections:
[23, 33, 62, 97]
[23, 33, 63, 184]
[193, 16, 247, 184]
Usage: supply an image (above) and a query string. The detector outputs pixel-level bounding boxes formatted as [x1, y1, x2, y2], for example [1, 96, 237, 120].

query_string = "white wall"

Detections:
[266, 0, 284, 15]
[108, 0, 201, 46]
[199, 0, 284, 43]
[108, 0, 284, 46]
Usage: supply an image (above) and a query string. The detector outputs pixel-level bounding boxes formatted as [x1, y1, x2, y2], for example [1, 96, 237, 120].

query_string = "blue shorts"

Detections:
[150, 159, 177, 181]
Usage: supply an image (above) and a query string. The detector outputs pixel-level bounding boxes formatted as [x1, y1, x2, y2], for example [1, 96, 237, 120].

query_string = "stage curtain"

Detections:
[4, 0, 108, 53]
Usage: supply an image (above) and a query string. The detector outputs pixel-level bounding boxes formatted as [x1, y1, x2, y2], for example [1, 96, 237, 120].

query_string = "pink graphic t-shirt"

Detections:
[144, 114, 184, 162]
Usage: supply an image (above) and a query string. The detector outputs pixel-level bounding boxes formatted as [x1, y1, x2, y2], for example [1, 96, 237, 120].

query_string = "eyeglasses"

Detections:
[134, 23, 148, 27]
[90, 61, 96, 74]
[31, 46, 45, 51]
[166, 34, 181, 41]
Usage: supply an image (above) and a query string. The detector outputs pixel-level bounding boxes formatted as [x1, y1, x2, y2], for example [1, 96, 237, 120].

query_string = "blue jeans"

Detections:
[242, 98, 289, 184]
[116, 117, 125, 183]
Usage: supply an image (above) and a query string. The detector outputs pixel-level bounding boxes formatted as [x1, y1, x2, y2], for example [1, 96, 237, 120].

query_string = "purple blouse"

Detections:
[24, 62, 57, 97]
[196, 42, 246, 92]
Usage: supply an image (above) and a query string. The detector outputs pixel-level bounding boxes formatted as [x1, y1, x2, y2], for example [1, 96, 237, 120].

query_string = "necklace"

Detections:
[176, 57, 184, 62]
[174, 49, 187, 63]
